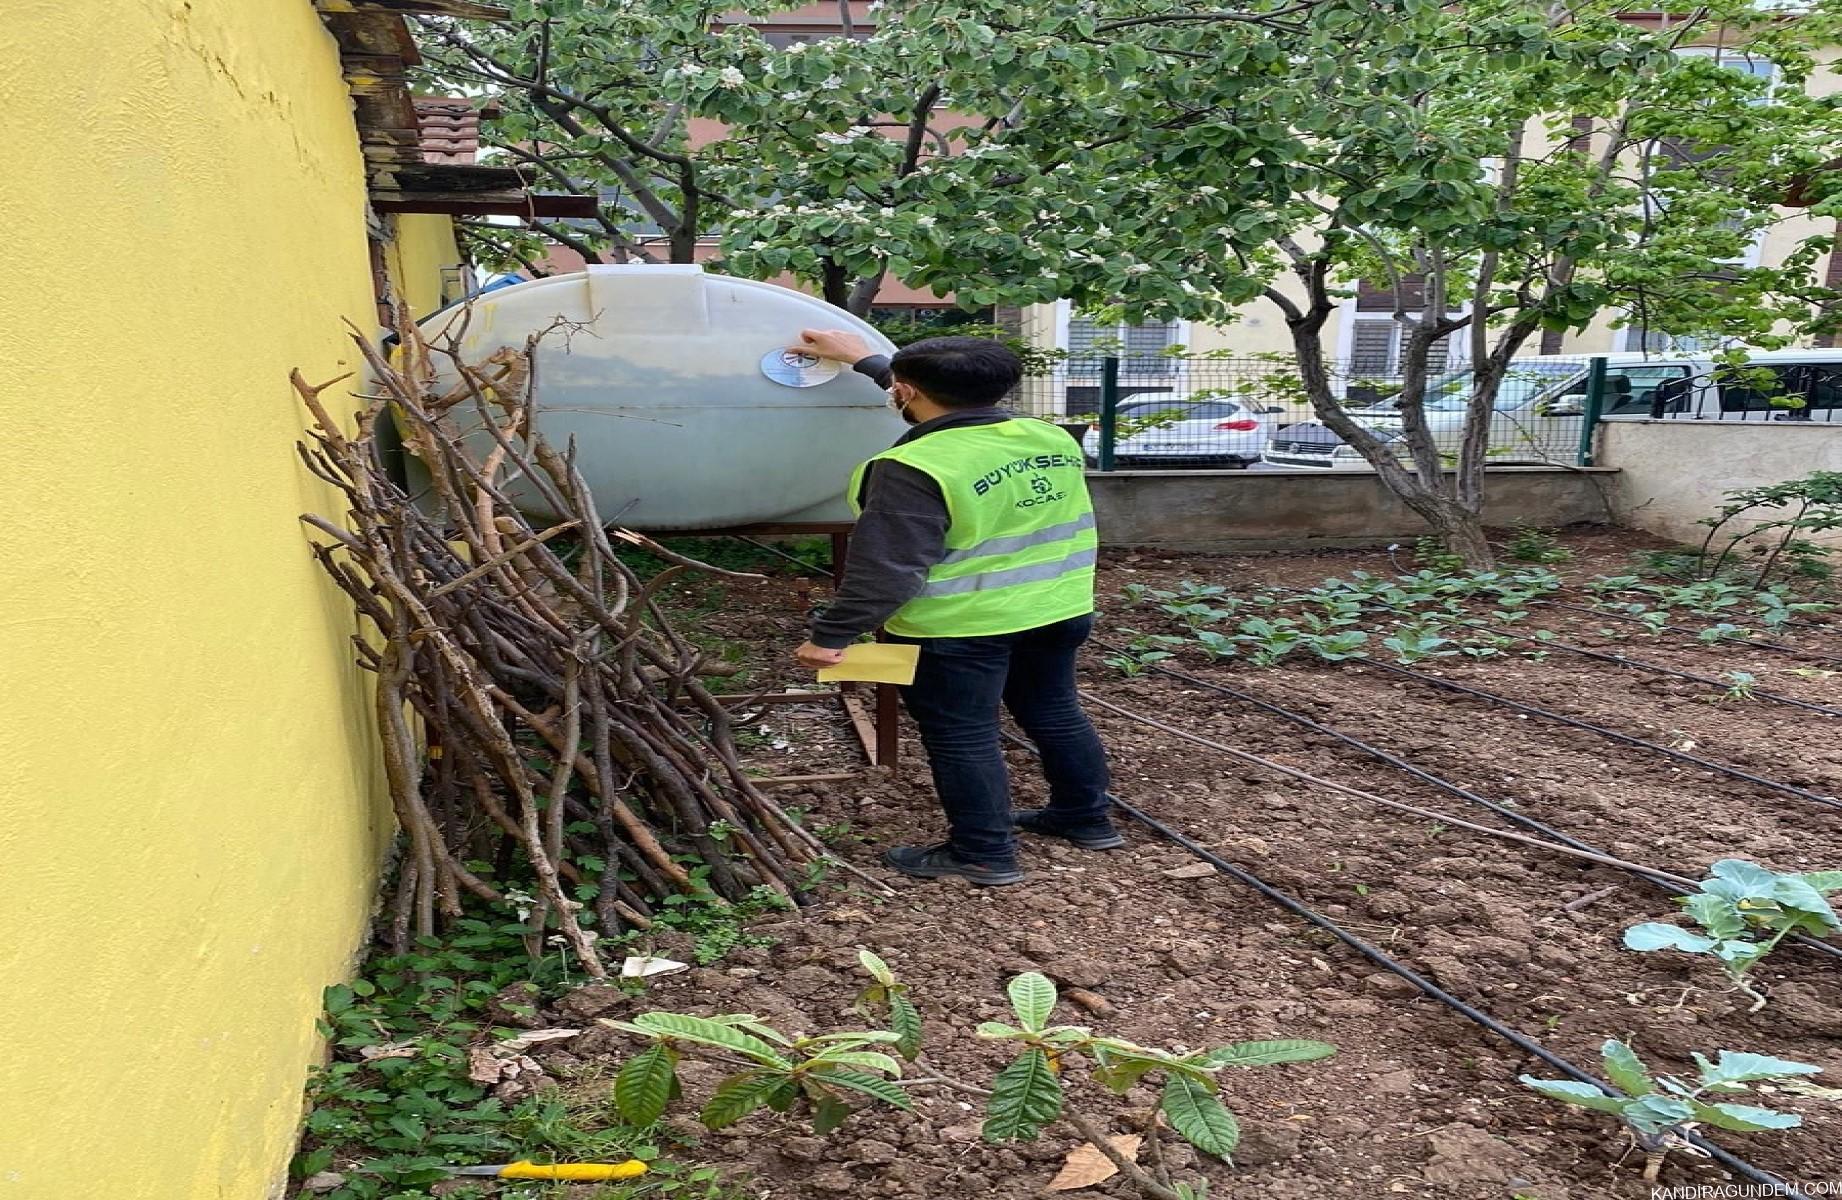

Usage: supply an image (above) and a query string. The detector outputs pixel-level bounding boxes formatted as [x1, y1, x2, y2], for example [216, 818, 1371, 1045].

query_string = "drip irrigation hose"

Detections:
[1542, 601, 1842, 667]
[1075, 656, 1842, 965]
[1082, 649, 1842, 965]
[1075, 691, 1697, 886]
[998, 730, 1789, 1192]
[1372, 661, 1842, 813]
[1474, 624, 1842, 719]
[1105, 794, 1791, 1192]
[1097, 639, 1676, 882]
[728, 535, 833, 578]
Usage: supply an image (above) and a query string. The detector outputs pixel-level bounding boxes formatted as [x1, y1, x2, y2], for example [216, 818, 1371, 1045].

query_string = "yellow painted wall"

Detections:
[388, 213, 465, 318]
[0, 2, 400, 1197]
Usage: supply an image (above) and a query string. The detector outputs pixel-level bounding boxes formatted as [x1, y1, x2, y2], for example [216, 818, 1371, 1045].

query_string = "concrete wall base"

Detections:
[1087, 467, 1619, 551]
[1598, 421, 1842, 547]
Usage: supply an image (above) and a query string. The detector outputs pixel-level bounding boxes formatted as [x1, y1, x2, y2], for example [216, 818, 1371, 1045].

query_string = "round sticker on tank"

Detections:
[760, 348, 843, 388]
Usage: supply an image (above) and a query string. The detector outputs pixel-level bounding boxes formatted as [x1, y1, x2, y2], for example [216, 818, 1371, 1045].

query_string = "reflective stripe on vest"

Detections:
[848, 418, 1097, 638]
[916, 545, 1098, 598]
[936, 511, 1098, 569]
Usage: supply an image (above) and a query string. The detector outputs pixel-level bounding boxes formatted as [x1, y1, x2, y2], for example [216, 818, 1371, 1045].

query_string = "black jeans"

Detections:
[890, 614, 1112, 866]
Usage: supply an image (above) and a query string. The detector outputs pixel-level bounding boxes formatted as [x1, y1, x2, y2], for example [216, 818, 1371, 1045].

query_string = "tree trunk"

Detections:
[820, 258, 850, 310]
[1286, 310, 1496, 568]
[1422, 498, 1495, 567]
[845, 268, 886, 317]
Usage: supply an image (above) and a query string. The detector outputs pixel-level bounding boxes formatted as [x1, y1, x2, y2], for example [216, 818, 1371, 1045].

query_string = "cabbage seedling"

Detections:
[1306, 630, 1370, 662]
[1232, 617, 1304, 667]
[1720, 671, 1758, 703]
[1522, 1040, 1819, 1182]
[1624, 859, 1842, 1010]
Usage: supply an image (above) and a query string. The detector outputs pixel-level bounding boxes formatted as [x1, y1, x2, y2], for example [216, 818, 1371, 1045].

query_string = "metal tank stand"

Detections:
[651, 521, 901, 777]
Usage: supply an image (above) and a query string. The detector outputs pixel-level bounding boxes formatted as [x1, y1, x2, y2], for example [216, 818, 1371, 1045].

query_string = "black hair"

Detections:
[889, 336, 1023, 407]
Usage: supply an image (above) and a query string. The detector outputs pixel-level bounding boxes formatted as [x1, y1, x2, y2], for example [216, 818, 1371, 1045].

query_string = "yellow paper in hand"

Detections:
[817, 643, 921, 686]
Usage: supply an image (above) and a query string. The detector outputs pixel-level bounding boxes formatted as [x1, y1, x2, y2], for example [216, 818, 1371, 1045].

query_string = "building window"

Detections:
[1346, 316, 1456, 377]
[1344, 276, 1461, 380]
[757, 28, 871, 47]
[1675, 47, 1777, 101]
[1064, 311, 1179, 376]
[1622, 327, 1707, 353]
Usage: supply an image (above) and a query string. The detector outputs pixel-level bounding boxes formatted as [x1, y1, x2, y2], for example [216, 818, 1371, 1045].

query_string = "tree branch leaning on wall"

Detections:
[293, 312, 877, 974]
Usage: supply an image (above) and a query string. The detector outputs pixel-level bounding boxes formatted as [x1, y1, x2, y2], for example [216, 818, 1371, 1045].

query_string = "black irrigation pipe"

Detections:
[1093, 644, 1842, 964]
[1475, 625, 1842, 719]
[1093, 639, 1681, 888]
[727, 535, 834, 578]
[1000, 731, 1790, 1193]
[1110, 796, 1792, 1192]
[1374, 660, 1842, 813]
[1543, 600, 1842, 667]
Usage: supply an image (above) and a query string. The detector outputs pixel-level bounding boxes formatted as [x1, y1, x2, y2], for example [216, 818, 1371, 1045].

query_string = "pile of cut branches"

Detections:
[294, 312, 846, 976]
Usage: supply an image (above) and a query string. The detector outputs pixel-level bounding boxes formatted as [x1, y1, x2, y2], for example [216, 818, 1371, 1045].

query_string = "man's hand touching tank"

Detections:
[792, 329, 874, 364]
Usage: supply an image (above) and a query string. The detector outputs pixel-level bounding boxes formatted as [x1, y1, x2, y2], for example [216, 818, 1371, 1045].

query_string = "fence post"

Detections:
[1098, 355, 1120, 472]
[1576, 356, 1607, 467]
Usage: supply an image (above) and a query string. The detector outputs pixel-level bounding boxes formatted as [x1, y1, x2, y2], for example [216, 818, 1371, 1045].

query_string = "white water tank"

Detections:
[417, 265, 904, 529]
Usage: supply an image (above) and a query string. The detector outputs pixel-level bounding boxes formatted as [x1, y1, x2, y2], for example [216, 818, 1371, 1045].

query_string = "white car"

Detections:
[1260, 349, 1842, 470]
[1080, 393, 1283, 468]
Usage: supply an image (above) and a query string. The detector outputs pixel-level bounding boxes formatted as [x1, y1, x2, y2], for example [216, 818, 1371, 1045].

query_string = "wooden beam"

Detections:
[372, 193, 599, 217]
[840, 692, 880, 767]
[753, 773, 865, 788]
[874, 683, 901, 776]
[318, 10, 423, 64]
[316, 0, 510, 18]
[702, 690, 841, 706]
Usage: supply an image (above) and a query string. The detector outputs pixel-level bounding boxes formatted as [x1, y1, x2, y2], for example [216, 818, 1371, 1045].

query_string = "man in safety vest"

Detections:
[791, 330, 1118, 887]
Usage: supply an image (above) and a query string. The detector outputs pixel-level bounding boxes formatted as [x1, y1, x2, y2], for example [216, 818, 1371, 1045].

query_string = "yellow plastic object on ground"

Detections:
[453, 1161, 650, 1181]
[817, 642, 922, 686]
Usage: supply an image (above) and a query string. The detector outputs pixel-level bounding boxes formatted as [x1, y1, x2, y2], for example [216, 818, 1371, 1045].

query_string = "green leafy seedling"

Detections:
[1194, 630, 1238, 662]
[1624, 860, 1842, 1010]
[978, 971, 1333, 1198]
[608, 1011, 911, 1135]
[1719, 671, 1758, 703]
[1233, 617, 1305, 667]
[1306, 630, 1370, 662]
[855, 950, 922, 1062]
[1522, 1039, 1819, 1182]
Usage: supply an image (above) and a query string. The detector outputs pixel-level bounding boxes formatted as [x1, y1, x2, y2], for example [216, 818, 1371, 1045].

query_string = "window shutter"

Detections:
[1427, 333, 1453, 372]
[1350, 320, 1398, 375]
[1123, 320, 1175, 375]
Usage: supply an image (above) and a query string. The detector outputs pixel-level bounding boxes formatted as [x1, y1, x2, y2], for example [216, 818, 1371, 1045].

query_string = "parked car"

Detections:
[1080, 393, 1288, 468]
[1260, 349, 1842, 470]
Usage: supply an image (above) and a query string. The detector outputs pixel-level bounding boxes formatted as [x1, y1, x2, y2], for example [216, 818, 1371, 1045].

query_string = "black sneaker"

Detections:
[1014, 809, 1126, 851]
[881, 843, 1026, 887]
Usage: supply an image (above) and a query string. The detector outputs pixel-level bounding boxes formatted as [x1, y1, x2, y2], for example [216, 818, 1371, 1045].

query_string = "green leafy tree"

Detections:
[419, 0, 1841, 560]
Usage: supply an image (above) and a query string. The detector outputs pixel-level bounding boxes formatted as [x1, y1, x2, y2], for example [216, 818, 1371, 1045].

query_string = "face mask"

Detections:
[889, 389, 921, 426]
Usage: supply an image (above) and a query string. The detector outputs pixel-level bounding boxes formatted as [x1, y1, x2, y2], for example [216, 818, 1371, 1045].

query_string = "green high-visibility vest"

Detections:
[848, 418, 1098, 638]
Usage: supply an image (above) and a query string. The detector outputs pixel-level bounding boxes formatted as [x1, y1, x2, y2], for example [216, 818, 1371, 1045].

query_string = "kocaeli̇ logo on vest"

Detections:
[971, 452, 1083, 506]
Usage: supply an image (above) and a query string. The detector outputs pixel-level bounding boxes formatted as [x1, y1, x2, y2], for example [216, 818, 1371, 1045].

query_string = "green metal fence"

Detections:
[1015, 353, 1606, 471]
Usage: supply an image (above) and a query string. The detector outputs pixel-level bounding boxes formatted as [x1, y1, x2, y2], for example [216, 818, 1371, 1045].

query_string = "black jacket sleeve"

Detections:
[852, 353, 894, 389]
[808, 460, 947, 648]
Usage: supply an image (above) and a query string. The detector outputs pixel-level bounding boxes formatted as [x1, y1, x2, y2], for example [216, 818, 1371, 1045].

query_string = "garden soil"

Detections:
[533, 528, 1842, 1200]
